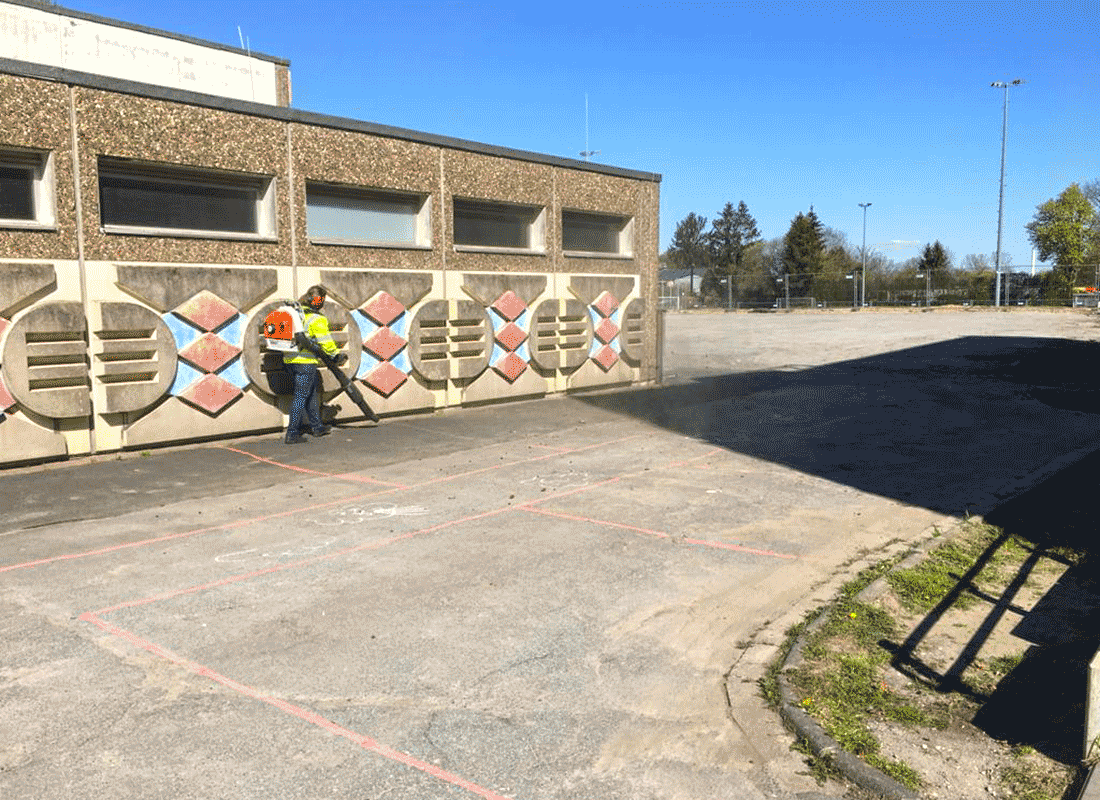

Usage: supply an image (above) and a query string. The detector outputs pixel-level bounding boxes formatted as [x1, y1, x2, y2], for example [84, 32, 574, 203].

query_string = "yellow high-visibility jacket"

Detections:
[282, 310, 339, 365]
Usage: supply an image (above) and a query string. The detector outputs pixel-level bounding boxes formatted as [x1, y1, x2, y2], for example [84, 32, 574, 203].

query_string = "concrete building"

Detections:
[0, 0, 661, 467]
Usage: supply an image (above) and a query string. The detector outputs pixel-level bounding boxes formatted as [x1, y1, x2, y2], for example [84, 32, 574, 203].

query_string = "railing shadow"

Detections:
[879, 446, 1100, 766]
[574, 334, 1100, 766]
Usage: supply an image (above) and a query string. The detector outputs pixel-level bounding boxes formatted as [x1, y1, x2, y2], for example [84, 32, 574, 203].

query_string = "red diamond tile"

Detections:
[494, 322, 527, 351]
[363, 292, 405, 326]
[594, 345, 619, 371]
[179, 374, 242, 414]
[179, 333, 242, 373]
[593, 291, 619, 318]
[174, 290, 239, 332]
[0, 375, 15, 411]
[494, 352, 527, 382]
[365, 362, 407, 397]
[365, 327, 407, 360]
[491, 290, 527, 322]
[595, 317, 620, 345]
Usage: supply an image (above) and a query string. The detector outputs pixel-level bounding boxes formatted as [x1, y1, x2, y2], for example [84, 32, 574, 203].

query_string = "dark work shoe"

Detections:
[311, 425, 332, 437]
[284, 433, 308, 444]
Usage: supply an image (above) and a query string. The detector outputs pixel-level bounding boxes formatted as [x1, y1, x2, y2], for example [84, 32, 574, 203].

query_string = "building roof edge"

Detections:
[0, 56, 662, 183]
[0, 0, 289, 66]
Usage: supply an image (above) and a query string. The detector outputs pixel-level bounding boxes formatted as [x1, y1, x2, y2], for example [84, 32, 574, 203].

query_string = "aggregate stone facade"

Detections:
[0, 55, 660, 468]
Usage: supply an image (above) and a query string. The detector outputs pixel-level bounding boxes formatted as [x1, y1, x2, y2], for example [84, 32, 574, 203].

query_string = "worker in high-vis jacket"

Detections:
[283, 285, 346, 444]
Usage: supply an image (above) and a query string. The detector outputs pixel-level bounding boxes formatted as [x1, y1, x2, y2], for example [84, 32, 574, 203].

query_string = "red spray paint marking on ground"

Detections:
[0, 485, 403, 574]
[519, 505, 797, 559]
[219, 446, 407, 487]
[91, 506, 512, 617]
[80, 612, 513, 800]
[58, 437, 788, 798]
[0, 434, 643, 574]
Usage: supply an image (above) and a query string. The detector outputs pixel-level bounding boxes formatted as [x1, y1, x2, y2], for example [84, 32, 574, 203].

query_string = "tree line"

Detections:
[664, 180, 1100, 308]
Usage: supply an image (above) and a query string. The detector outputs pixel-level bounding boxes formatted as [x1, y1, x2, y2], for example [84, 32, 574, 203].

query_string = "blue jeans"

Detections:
[286, 362, 322, 437]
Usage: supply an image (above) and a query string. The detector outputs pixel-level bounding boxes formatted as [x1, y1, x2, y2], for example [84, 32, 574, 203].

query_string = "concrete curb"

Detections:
[775, 519, 966, 800]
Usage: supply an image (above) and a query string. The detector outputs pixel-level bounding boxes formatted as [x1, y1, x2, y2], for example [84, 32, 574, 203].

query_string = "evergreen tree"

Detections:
[668, 212, 709, 296]
[781, 206, 826, 297]
[916, 241, 950, 306]
[704, 201, 762, 305]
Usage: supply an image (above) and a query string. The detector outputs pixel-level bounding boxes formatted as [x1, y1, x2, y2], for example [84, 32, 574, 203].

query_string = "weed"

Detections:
[886, 522, 1026, 614]
[866, 754, 922, 790]
[1000, 749, 1076, 800]
[790, 737, 842, 785]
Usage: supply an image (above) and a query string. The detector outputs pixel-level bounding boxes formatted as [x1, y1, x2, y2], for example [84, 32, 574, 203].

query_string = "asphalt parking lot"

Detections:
[3, 308, 1100, 800]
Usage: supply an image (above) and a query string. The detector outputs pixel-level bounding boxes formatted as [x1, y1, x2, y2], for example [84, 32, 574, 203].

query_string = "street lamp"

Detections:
[859, 203, 872, 307]
[991, 79, 1024, 307]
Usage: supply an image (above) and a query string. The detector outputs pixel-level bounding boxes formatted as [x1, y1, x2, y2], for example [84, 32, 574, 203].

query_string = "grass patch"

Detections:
[886, 522, 1034, 614]
[773, 521, 1081, 794]
[1000, 748, 1078, 800]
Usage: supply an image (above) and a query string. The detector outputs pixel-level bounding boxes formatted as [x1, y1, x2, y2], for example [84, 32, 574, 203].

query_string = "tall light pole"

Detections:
[991, 79, 1023, 306]
[859, 203, 872, 307]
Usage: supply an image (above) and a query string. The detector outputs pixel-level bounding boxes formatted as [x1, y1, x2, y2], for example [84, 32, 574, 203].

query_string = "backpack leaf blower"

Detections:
[261, 303, 380, 424]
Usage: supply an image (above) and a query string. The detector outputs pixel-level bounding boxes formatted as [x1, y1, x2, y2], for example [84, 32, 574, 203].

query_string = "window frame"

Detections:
[561, 209, 634, 259]
[452, 197, 546, 255]
[0, 148, 57, 231]
[305, 182, 431, 249]
[97, 157, 277, 241]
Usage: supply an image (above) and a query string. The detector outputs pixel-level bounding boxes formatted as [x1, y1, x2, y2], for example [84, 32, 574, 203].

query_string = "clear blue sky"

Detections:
[67, 0, 1100, 269]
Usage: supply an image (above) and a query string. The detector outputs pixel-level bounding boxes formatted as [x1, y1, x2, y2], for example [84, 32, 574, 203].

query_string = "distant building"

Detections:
[0, 0, 661, 466]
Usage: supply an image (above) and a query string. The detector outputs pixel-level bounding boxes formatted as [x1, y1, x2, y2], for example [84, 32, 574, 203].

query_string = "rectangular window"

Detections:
[453, 198, 545, 253]
[98, 158, 276, 240]
[306, 183, 429, 248]
[0, 149, 56, 229]
[562, 210, 633, 257]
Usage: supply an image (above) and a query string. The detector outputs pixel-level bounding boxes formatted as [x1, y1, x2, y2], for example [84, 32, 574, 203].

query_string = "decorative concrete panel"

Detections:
[529, 298, 590, 372]
[364, 361, 407, 397]
[115, 265, 278, 315]
[0, 374, 14, 411]
[619, 298, 646, 366]
[462, 274, 547, 309]
[95, 301, 177, 414]
[409, 299, 491, 381]
[363, 292, 405, 327]
[462, 359, 547, 405]
[494, 322, 528, 352]
[594, 317, 620, 345]
[319, 271, 433, 312]
[179, 332, 242, 373]
[0, 413, 69, 463]
[174, 290, 241, 333]
[364, 327, 406, 361]
[178, 373, 244, 415]
[3, 302, 90, 418]
[123, 392, 282, 448]
[568, 276, 636, 307]
[0, 262, 58, 319]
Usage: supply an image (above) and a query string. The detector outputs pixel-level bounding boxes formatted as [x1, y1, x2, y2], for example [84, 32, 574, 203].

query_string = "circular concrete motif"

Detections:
[529, 298, 592, 372]
[243, 300, 362, 398]
[619, 298, 646, 365]
[409, 299, 492, 381]
[97, 302, 178, 414]
[3, 302, 91, 418]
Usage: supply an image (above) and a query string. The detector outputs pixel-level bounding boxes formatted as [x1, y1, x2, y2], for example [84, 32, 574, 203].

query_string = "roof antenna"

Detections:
[237, 26, 256, 102]
[580, 93, 600, 161]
